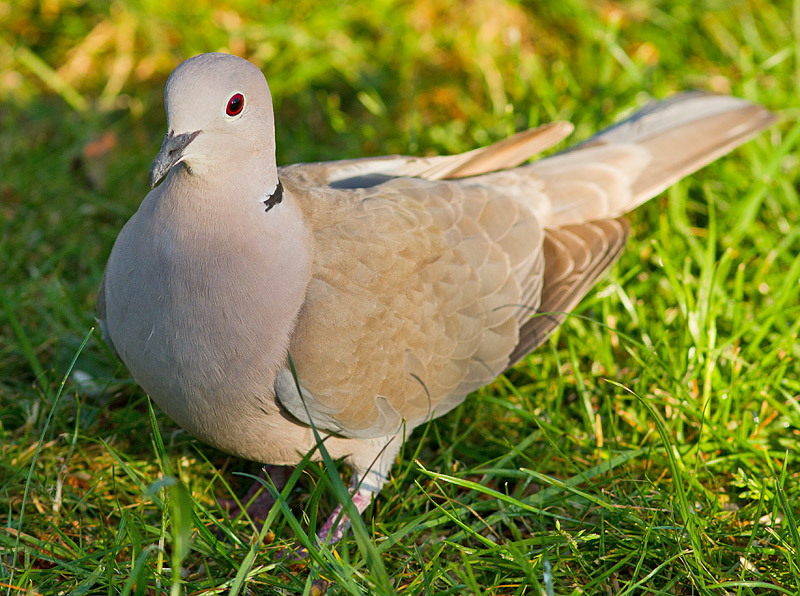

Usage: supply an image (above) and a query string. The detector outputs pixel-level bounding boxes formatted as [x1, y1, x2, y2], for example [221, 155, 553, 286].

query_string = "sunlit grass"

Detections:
[2, 0, 799, 593]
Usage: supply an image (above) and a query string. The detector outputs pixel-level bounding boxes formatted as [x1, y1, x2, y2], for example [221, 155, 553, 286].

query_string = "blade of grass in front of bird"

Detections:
[286, 353, 392, 593]
[145, 401, 194, 596]
[228, 458, 331, 594]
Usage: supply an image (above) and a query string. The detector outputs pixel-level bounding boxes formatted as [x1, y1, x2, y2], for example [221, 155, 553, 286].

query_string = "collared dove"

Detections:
[98, 52, 775, 545]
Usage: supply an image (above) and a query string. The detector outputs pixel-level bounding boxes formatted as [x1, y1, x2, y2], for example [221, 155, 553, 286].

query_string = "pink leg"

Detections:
[286, 437, 399, 556]
[279, 483, 373, 561]
[316, 488, 373, 545]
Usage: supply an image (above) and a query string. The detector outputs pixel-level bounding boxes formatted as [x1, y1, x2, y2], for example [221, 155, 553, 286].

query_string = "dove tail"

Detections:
[529, 92, 776, 228]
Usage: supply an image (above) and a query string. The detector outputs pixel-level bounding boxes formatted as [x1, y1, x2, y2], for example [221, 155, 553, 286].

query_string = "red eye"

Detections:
[226, 93, 244, 116]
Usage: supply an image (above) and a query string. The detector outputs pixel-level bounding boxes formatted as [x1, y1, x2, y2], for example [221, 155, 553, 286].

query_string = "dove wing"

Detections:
[273, 92, 775, 440]
[277, 169, 541, 437]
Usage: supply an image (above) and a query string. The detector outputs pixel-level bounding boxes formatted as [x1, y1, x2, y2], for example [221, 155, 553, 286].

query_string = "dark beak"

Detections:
[148, 130, 201, 188]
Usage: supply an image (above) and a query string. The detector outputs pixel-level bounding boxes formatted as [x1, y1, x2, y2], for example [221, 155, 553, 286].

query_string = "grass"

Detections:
[1, 0, 799, 593]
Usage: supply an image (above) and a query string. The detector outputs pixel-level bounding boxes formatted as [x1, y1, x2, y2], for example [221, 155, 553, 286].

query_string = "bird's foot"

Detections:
[316, 487, 372, 546]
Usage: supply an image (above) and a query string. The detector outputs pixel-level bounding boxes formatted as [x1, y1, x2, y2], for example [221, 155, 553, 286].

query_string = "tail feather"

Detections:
[507, 93, 774, 365]
[533, 92, 776, 226]
[627, 102, 775, 206]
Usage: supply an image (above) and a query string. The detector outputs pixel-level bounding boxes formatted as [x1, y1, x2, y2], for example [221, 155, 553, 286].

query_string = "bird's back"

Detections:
[272, 93, 776, 440]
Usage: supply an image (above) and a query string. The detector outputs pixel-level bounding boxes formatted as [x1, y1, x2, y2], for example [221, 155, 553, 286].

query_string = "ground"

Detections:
[1, 0, 799, 594]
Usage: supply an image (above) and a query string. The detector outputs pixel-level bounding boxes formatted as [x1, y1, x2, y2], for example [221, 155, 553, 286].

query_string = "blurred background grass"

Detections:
[1, 0, 799, 594]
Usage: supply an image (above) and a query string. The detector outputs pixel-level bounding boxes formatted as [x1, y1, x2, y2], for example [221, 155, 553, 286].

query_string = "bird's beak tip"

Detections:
[148, 129, 200, 190]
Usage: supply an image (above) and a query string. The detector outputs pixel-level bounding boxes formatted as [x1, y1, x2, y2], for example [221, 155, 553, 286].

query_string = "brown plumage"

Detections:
[98, 53, 775, 544]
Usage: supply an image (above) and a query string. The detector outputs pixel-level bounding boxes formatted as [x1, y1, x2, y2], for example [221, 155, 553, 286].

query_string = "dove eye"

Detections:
[226, 93, 245, 116]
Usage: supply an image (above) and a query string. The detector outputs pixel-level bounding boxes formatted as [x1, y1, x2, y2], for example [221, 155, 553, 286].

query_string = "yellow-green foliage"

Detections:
[1, 1, 798, 594]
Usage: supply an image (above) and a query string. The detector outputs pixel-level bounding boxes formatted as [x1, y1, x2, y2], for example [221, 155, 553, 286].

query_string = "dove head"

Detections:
[149, 53, 278, 193]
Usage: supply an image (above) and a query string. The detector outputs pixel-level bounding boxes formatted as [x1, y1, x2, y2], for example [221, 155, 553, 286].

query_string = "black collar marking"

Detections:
[264, 179, 284, 212]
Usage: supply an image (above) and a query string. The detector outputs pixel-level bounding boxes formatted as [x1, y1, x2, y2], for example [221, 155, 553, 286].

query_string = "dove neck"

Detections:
[161, 159, 280, 218]
[162, 164, 309, 271]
